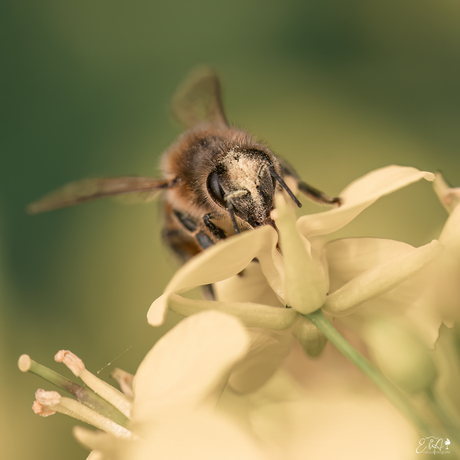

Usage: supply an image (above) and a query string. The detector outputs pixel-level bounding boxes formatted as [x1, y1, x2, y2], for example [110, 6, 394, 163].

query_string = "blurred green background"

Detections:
[1, 1, 460, 458]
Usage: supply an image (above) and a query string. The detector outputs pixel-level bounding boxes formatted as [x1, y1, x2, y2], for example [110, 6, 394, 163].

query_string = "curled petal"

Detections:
[433, 172, 460, 214]
[133, 311, 250, 425]
[165, 226, 282, 295]
[148, 293, 172, 326]
[298, 166, 434, 238]
[148, 226, 283, 326]
[324, 240, 443, 315]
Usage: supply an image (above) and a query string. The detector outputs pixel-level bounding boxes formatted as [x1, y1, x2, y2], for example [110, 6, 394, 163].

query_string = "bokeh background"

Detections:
[2, 1, 460, 459]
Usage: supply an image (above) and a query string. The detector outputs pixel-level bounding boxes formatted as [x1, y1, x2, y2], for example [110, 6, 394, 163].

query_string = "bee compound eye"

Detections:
[207, 171, 225, 203]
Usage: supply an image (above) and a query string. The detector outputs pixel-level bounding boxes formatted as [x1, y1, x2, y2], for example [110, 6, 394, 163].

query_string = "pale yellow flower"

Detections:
[75, 411, 268, 460]
[314, 172, 460, 397]
[427, 173, 460, 323]
[218, 370, 420, 460]
[147, 166, 440, 392]
[21, 167, 460, 459]
[22, 311, 268, 459]
[334, 172, 460, 347]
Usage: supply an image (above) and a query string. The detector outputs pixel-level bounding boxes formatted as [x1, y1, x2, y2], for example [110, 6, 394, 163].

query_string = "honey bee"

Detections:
[28, 67, 341, 264]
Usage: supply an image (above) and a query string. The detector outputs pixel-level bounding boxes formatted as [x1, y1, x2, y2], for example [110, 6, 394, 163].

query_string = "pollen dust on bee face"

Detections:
[222, 150, 264, 208]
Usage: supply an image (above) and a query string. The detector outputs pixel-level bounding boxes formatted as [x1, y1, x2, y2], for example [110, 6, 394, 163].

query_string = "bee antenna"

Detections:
[269, 167, 302, 208]
[226, 200, 241, 234]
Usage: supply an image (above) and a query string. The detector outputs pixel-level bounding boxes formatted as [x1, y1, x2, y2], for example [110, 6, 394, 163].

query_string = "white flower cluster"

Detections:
[20, 166, 460, 459]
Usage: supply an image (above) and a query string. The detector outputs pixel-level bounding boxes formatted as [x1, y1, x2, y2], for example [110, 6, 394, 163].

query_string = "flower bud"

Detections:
[293, 316, 328, 357]
[363, 318, 437, 394]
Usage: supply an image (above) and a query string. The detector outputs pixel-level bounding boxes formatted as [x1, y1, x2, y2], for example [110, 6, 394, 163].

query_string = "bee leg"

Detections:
[280, 161, 342, 206]
[173, 209, 199, 233]
[195, 231, 214, 249]
[203, 213, 227, 240]
[173, 208, 215, 250]
[297, 182, 342, 206]
[172, 209, 218, 300]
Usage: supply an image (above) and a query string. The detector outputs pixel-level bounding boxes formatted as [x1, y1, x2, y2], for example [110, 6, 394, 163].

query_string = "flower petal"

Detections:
[147, 293, 170, 326]
[228, 328, 294, 393]
[131, 411, 266, 460]
[325, 237, 417, 292]
[439, 200, 460, 250]
[273, 194, 327, 314]
[165, 225, 281, 294]
[148, 226, 283, 326]
[326, 238, 444, 345]
[324, 239, 443, 315]
[167, 294, 298, 330]
[132, 311, 249, 425]
[425, 203, 460, 321]
[433, 172, 460, 214]
[213, 262, 285, 307]
[297, 166, 434, 238]
[73, 427, 118, 458]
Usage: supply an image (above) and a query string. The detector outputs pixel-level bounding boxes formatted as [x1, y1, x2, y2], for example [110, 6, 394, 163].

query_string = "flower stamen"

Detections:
[33, 389, 135, 439]
[55, 350, 132, 418]
[111, 368, 134, 399]
[19, 354, 130, 427]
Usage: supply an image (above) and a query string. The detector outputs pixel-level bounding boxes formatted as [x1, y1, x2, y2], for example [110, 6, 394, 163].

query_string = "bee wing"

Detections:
[172, 66, 228, 128]
[27, 177, 170, 214]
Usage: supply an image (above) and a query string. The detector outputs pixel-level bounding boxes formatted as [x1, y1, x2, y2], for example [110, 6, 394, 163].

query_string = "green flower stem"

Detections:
[303, 310, 434, 435]
[18, 355, 129, 427]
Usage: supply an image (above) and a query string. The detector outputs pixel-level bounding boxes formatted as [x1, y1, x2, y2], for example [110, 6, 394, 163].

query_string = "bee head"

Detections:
[207, 149, 300, 231]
